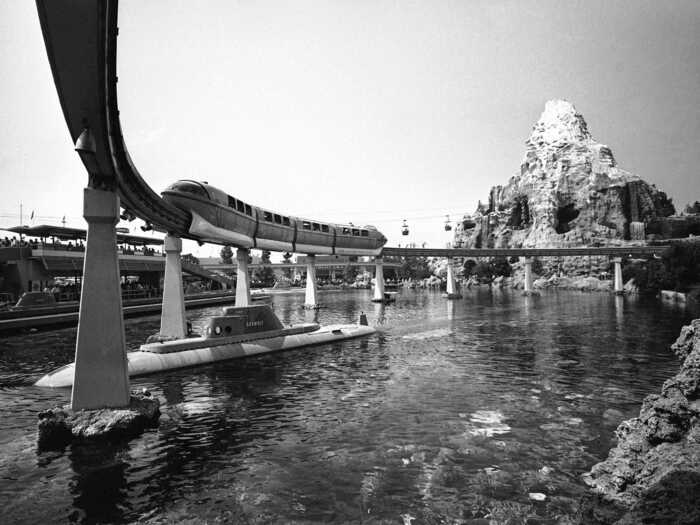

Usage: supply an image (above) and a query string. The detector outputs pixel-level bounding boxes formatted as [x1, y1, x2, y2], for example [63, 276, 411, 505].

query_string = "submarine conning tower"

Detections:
[205, 304, 287, 338]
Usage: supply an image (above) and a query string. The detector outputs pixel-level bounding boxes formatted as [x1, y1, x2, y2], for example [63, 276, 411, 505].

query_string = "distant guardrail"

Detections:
[380, 246, 671, 258]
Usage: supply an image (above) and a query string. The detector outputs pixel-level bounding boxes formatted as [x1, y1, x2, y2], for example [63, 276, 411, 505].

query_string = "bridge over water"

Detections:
[34, 0, 672, 410]
[381, 246, 667, 258]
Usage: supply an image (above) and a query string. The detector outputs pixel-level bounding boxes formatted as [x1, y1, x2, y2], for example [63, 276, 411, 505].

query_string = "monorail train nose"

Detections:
[162, 180, 211, 199]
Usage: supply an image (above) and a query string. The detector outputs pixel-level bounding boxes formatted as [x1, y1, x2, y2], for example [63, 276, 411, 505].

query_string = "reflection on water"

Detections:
[0, 288, 693, 523]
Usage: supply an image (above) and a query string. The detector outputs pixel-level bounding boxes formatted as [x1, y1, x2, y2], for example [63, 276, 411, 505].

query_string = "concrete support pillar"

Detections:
[304, 254, 318, 308]
[372, 257, 385, 302]
[613, 257, 624, 295]
[444, 257, 462, 299]
[160, 234, 186, 339]
[71, 188, 129, 410]
[235, 248, 251, 307]
[523, 256, 534, 296]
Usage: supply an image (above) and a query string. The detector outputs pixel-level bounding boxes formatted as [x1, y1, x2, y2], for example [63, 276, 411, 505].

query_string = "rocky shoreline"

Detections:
[579, 319, 700, 524]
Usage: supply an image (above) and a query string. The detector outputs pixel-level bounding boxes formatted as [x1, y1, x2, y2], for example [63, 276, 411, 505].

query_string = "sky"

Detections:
[1, 0, 699, 259]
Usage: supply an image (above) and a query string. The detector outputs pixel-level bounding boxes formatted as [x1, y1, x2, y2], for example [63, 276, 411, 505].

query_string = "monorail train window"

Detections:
[263, 211, 273, 222]
[228, 196, 236, 209]
[274, 214, 282, 224]
[361, 230, 369, 237]
[342, 227, 351, 234]
[302, 221, 311, 230]
[245, 204, 252, 216]
[237, 201, 245, 213]
[352, 229, 360, 236]
[312, 223, 320, 231]
[321, 224, 329, 233]
[283, 217, 291, 226]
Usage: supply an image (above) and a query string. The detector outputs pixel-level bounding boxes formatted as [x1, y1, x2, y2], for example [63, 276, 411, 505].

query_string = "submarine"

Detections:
[35, 305, 374, 388]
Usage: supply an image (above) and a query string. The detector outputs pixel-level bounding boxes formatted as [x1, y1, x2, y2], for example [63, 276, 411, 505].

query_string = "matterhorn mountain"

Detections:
[453, 99, 675, 249]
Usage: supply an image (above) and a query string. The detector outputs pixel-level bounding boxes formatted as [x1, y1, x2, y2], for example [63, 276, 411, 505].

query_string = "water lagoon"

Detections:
[0, 289, 692, 523]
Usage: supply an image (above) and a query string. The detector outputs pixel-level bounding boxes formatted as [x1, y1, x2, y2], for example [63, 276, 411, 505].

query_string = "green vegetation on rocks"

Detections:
[623, 242, 700, 299]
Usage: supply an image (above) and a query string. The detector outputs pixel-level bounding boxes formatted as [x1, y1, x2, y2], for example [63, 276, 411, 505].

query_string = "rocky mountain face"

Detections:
[453, 100, 675, 250]
[579, 319, 700, 524]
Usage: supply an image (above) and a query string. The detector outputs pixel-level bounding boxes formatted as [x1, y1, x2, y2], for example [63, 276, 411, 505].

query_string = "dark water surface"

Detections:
[0, 289, 693, 524]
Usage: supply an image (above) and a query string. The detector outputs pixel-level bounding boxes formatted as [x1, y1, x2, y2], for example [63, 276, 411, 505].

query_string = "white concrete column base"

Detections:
[613, 257, 624, 295]
[160, 234, 186, 339]
[444, 257, 461, 299]
[71, 188, 129, 410]
[235, 248, 251, 307]
[522, 256, 534, 294]
[372, 257, 385, 302]
[304, 254, 319, 308]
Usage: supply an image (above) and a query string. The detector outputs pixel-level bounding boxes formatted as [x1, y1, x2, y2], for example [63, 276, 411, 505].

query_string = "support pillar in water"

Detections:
[613, 257, 624, 295]
[304, 254, 319, 309]
[160, 234, 186, 339]
[372, 257, 385, 302]
[235, 248, 251, 307]
[522, 256, 537, 296]
[443, 257, 462, 299]
[71, 188, 129, 410]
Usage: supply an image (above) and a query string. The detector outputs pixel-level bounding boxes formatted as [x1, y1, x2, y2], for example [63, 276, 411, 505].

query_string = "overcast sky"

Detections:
[1, 0, 698, 257]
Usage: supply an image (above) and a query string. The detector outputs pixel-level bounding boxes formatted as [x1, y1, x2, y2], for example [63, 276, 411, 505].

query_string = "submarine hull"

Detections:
[35, 323, 375, 388]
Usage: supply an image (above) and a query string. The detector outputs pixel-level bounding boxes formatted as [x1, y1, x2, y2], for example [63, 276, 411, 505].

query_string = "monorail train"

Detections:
[162, 180, 387, 256]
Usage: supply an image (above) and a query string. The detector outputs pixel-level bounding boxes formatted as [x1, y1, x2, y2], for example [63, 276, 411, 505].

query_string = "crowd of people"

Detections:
[0, 236, 160, 255]
[1, 236, 38, 248]
[120, 280, 161, 299]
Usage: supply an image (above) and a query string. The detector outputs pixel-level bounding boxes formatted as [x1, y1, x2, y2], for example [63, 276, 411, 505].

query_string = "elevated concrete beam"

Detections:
[235, 248, 251, 307]
[71, 188, 129, 410]
[160, 234, 186, 339]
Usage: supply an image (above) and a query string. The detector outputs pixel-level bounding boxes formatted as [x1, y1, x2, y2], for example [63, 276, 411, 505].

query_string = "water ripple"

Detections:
[0, 289, 692, 523]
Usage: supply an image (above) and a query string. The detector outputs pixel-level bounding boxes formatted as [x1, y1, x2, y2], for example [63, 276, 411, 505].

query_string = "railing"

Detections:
[181, 259, 235, 286]
[381, 246, 671, 258]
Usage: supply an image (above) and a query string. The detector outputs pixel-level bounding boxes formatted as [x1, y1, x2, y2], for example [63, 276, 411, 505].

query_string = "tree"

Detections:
[398, 257, 432, 280]
[254, 250, 275, 286]
[622, 243, 700, 294]
[220, 245, 233, 264]
[472, 261, 493, 282]
[343, 255, 359, 283]
[464, 257, 512, 282]
[463, 259, 477, 275]
[492, 257, 512, 277]
[685, 201, 700, 214]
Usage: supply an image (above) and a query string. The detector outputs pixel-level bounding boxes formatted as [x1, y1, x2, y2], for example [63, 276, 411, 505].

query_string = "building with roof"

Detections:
[0, 225, 166, 299]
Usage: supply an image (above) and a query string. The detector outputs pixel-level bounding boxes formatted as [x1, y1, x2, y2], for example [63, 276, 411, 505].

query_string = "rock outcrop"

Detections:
[37, 390, 160, 450]
[580, 319, 700, 524]
[454, 100, 675, 251]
